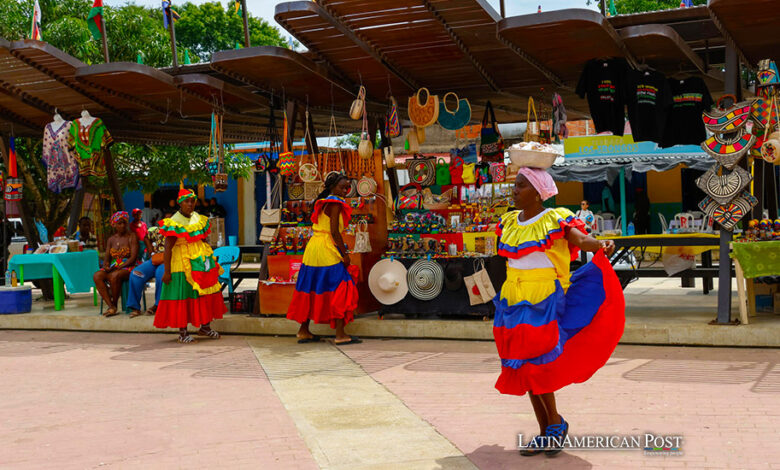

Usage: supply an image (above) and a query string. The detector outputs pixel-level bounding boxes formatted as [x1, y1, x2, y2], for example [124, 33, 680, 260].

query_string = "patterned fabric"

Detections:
[42, 121, 80, 193]
[146, 226, 165, 255]
[177, 188, 195, 203]
[110, 211, 129, 226]
[68, 118, 112, 188]
[731, 241, 780, 278]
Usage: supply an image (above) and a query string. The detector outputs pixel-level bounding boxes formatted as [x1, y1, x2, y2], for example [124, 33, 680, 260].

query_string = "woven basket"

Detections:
[508, 149, 559, 169]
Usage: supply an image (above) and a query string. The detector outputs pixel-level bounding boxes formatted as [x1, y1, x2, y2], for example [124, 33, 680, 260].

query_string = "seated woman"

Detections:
[93, 211, 139, 317]
[127, 226, 165, 318]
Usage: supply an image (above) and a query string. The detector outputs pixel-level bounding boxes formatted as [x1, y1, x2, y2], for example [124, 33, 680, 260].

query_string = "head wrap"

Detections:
[177, 188, 196, 204]
[517, 167, 558, 201]
[132, 208, 143, 216]
[110, 211, 129, 226]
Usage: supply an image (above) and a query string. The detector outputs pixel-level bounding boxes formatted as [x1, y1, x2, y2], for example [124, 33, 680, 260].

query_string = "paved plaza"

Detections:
[0, 330, 778, 469]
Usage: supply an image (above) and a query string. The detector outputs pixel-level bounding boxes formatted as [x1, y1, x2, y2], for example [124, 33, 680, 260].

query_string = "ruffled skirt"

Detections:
[492, 250, 625, 396]
[286, 262, 359, 328]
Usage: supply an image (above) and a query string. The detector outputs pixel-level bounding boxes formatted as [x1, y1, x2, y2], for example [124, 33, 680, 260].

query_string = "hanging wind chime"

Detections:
[208, 110, 228, 192]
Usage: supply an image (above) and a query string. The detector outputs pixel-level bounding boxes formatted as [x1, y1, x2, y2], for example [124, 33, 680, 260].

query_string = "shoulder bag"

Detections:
[479, 101, 504, 162]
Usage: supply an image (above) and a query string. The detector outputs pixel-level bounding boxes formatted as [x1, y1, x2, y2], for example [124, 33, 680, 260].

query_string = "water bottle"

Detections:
[4, 270, 10, 287]
[217, 233, 224, 247]
[627, 222, 635, 236]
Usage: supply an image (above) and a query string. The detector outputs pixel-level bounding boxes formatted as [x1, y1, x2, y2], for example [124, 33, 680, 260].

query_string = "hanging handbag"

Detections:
[358, 105, 374, 159]
[353, 220, 372, 253]
[476, 162, 492, 185]
[524, 97, 541, 143]
[259, 225, 280, 243]
[479, 100, 504, 162]
[255, 154, 269, 173]
[474, 259, 496, 303]
[350, 85, 366, 120]
[438, 92, 472, 131]
[759, 95, 779, 163]
[490, 162, 506, 183]
[304, 181, 324, 200]
[449, 154, 464, 185]
[278, 112, 297, 176]
[288, 173, 304, 200]
[357, 154, 378, 196]
[698, 190, 758, 231]
[298, 111, 319, 182]
[408, 88, 440, 128]
[385, 96, 401, 138]
[434, 157, 451, 186]
[406, 127, 420, 154]
[695, 164, 752, 205]
[261, 177, 283, 225]
[462, 162, 476, 184]
[701, 128, 756, 170]
[396, 183, 422, 211]
[702, 98, 752, 132]
[407, 154, 436, 186]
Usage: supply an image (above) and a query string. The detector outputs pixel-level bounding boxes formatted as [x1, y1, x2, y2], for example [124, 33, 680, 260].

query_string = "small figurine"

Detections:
[773, 219, 780, 240]
[759, 218, 772, 240]
[746, 219, 759, 241]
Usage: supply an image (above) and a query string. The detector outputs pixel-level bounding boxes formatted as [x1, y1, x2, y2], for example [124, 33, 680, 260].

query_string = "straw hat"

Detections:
[407, 259, 444, 301]
[368, 259, 409, 305]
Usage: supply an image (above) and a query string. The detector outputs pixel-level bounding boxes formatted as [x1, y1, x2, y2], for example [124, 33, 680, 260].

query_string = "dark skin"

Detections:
[297, 178, 355, 343]
[93, 219, 139, 316]
[78, 219, 93, 239]
[161, 197, 214, 339]
[513, 173, 615, 435]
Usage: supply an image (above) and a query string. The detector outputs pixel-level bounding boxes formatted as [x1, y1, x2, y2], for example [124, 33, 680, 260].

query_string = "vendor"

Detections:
[130, 208, 148, 242]
[74, 217, 98, 251]
[93, 211, 139, 317]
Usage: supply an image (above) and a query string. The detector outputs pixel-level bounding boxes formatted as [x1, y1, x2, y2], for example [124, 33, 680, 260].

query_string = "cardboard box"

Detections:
[207, 217, 226, 247]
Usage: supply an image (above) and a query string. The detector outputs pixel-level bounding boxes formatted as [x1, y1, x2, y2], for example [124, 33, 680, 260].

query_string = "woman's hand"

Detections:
[342, 253, 351, 267]
[103, 265, 114, 273]
[599, 240, 615, 257]
[162, 271, 172, 285]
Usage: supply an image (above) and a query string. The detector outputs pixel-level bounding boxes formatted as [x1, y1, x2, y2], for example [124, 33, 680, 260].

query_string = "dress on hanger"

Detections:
[43, 121, 80, 193]
[68, 117, 113, 188]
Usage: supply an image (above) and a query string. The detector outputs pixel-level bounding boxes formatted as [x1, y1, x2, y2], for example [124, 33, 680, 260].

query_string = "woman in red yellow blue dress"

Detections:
[494, 167, 624, 456]
[287, 173, 361, 345]
[155, 188, 226, 343]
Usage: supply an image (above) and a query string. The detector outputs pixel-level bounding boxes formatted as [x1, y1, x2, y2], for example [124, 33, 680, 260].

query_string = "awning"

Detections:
[549, 153, 712, 183]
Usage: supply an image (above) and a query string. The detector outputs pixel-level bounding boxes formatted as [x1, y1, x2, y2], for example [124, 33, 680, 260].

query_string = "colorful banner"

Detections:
[563, 135, 703, 159]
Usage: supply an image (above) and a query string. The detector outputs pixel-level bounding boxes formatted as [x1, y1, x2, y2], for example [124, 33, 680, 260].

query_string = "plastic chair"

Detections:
[593, 214, 605, 235]
[615, 215, 622, 235]
[658, 213, 669, 233]
[214, 246, 240, 294]
[97, 281, 145, 315]
[600, 212, 615, 220]
[701, 215, 714, 233]
[675, 212, 695, 232]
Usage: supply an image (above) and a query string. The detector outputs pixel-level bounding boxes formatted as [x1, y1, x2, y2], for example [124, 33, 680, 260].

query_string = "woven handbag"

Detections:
[490, 162, 506, 183]
[278, 112, 296, 176]
[261, 177, 283, 225]
[479, 101, 504, 162]
[695, 164, 752, 205]
[702, 98, 752, 132]
[288, 182, 304, 201]
[385, 97, 401, 138]
[435, 157, 451, 186]
[408, 88, 439, 128]
[396, 183, 422, 211]
[524, 97, 541, 143]
[353, 220, 372, 253]
[449, 154, 464, 185]
[698, 190, 757, 231]
[438, 92, 471, 131]
[701, 128, 756, 170]
[407, 155, 436, 186]
[350, 86, 366, 120]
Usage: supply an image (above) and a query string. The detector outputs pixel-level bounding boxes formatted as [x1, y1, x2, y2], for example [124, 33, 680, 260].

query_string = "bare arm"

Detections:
[124, 234, 139, 268]
[102, 236, 114, 271]
[162, 236, 177, 284]
[565, 228, 615, 257]
[326, 203, 350, 266]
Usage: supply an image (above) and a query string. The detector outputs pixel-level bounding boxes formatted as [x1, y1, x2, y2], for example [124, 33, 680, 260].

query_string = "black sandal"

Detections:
[334, 336, 362, 345]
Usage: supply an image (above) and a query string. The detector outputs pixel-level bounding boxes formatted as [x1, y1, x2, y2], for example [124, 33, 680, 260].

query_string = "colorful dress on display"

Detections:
[493, 207, 625, 396]
[68, 118, 112, 188]
[287, 196, 359, 328]
[154, 211, 226, 329]
[43, 121, 80, 193]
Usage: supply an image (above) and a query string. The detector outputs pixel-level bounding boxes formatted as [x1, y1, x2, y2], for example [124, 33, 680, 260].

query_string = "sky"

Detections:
[103, 0, 599, 44]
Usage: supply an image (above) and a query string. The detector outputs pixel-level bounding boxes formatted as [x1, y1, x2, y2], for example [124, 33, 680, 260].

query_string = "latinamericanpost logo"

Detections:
[518, 433, 684, 456]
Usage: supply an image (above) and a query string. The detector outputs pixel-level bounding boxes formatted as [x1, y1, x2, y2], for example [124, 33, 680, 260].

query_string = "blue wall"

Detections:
[123, 191, 145, 214]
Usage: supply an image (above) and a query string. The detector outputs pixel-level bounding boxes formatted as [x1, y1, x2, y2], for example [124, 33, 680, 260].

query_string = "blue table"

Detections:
[8, 251, 100, 311]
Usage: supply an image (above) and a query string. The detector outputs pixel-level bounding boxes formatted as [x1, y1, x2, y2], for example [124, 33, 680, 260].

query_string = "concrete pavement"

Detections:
[1, 331, 778, 469]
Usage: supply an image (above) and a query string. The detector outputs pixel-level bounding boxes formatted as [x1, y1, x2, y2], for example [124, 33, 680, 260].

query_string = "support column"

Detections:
[619, 167, 627, 234]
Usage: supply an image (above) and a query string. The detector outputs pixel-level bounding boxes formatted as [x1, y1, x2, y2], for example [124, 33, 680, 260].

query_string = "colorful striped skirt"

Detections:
[492, 251, 625, 396]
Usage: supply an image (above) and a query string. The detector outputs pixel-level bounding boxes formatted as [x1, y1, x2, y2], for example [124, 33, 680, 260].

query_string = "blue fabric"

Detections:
[35, 221, 49, 244]
[127, 260, 164, 310]
[498, 260, 607, 369]
[492, 283, 564, 329]
[496, 215, 577, 255]
[8, 251, 99, 293]
[295, 263, 352, 295]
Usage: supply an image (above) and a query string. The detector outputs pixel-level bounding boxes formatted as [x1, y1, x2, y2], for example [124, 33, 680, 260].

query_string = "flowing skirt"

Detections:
[492, 250, 625, 396]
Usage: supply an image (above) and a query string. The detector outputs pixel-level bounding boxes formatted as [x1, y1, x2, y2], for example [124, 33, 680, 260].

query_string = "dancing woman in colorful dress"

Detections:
[287, 172, 361, 345]
[155, 188, 226, 343]
[494, 167, 624, 456]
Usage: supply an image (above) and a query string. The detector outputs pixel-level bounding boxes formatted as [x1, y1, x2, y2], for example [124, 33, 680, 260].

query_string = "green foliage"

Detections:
[611, 0, 706, 14]
[175, 1, 287, 59]
[334, 132, 381, 150]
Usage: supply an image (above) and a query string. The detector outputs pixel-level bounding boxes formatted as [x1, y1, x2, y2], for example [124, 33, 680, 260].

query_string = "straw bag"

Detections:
[479, 101, 504, 162]
[259, 225, 279, 243]
[396, 183, 422, 211]
[278, 112, 296, 176]
[695, 164, 752, 205]
[701, 128, 755, 170]
[298, 111, 319, 182]
[464, 259, 494, 305]
[288, 181, 304, 201]
[353, 220, 371, 253]
[358, 105, 373, 159]
[408, 88, 439, 128]
[357, 152, 377, 196]
[760, 96, 779, 163]
[438, 92, 471, 131]
[350, 85, 366, 120]
[524, 97, 541, 143]
[407, 154, 436, 186]
[261, 177, 283, 225]
[385, 96, 401, 138]
[490, 162, 506, 182]
[406, 127, 420, 154]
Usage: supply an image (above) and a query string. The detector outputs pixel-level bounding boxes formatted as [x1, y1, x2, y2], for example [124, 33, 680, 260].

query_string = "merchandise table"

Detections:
[378, 256, 506, 318]
[731, 241, 780, 325]
[7, 251, 100, 311]
[594, 234, 721, 293]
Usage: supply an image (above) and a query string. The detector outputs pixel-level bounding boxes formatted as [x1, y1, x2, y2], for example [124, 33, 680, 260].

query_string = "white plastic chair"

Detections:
[690, 211, 705, 220]
[701, 215, 714, 233]
[601, 212, 615, 220]
[593, 214, 605, 235]
[675, 212, 695, 232]
[658, 213, 669, 234]
[615, 215, 622, 235]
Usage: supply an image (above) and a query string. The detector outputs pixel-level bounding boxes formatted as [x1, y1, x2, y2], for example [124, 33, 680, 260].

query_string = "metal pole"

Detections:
[167, 6, 178, 68]
[241, 0, 250, 48]
[715, 45, 740, 324]
[99, 15, 110, 62]
[619, 167, 627, 234]
[499, 0, 505, 18]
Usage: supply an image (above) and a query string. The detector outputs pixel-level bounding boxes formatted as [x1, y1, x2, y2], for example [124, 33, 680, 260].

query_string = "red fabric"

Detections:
[311, 198, 353, 227]
[286, 279, 359, 329]
[130, 220, 148, 242]
[494, 252, 625, 396]
[191, 268, 219, 288]
[493, 321, 559, 361]
[158, 223, 210, 242]
[496, 215, 588, 262]
[154, 292, 226, 329]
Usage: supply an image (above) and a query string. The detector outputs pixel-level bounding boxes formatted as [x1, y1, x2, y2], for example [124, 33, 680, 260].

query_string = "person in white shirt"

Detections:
[575, 200, 595, 233]
[141, 201, 162, 227]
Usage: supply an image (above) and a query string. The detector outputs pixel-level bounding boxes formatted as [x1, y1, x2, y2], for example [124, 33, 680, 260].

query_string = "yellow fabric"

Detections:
[499, 208, 578, 287]
[597, 233, 720, 256]
[162, 211, 208, 233]
[303, 205, 346, 267]
[500, 267, 558, 305]
[169, 238, 223, 296]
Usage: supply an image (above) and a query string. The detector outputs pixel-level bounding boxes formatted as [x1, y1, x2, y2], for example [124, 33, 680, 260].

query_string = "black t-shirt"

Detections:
[576, 58, 628, 136]
[662, 77, 713, 147]
[625, 69, 672, 144]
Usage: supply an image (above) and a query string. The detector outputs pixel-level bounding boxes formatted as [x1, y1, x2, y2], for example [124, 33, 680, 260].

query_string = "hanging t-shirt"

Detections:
[624, 69, 672, 144]
[576, 58, 628, 136]
[662, 77, 713, 147]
